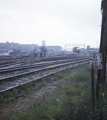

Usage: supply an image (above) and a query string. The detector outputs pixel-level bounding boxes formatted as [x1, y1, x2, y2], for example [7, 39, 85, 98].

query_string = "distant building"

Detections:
[45, 46, 62, 52]
[0, 42, 38, 53]
[19, 44, 38, 52]
[0, 42, 62, 54]
[80, 48, 85, 52]
[86, 45, 99, 53]
[87, 45, 90, 50]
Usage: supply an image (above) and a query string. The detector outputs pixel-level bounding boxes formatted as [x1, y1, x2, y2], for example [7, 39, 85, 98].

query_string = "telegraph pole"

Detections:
[96, 0, 107, 100]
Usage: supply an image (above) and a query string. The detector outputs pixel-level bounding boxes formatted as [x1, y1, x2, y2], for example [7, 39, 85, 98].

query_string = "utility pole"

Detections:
[96, 0, 107, 100]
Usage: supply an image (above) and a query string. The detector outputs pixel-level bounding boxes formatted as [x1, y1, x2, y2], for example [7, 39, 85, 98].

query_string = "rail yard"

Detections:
[0, 54, 89, 94]
[1, 0, 107, 119]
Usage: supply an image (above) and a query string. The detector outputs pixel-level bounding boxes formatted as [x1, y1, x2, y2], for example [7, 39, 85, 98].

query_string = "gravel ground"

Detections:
[0, 77, 67, 113]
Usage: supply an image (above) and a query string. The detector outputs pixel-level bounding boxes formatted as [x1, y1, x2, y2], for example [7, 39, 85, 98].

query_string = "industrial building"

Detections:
[0, 42, 62, 54]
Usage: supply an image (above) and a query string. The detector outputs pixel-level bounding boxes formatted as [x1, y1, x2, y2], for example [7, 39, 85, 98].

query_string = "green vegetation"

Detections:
[0, 64, 107, 120]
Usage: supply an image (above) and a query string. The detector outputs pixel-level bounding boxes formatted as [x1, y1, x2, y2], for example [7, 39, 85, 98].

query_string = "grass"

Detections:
[0, 64, 107, 120]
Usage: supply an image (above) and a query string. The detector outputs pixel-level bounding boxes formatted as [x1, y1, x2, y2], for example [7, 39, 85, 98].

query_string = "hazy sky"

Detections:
[0, 0, 102, 48]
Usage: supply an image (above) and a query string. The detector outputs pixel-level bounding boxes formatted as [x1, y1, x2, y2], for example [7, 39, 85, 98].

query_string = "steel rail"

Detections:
[0, 60, 89, 93]
[0, 59, 89, 82]
[0, 57, 88, 73]
[0, 57, 41, 67]
[0, 57, 82, 70]
[0, 56, 88, 70]
[0, 54, 65, 63]
[0, 55, 82, 67]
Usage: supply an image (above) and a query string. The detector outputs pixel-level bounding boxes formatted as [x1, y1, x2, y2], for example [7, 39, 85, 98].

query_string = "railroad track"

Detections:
[0, 56, 40, 67]
[0, 57, 89, 93]
[0, 54, 65, 65]
[0, 57, 87, 74]
[0, 55, 82, 72]
[0, 54, 80, 68]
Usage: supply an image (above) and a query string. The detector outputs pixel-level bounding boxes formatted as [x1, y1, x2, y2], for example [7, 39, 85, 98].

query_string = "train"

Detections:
[73, 47, 80, 53]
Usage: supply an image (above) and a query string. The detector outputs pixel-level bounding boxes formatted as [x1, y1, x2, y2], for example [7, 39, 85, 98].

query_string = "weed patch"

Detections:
[1, 64, 107, 120]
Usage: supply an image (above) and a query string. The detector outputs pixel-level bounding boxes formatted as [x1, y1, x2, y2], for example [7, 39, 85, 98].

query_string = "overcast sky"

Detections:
[0, 0, 102, 48]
